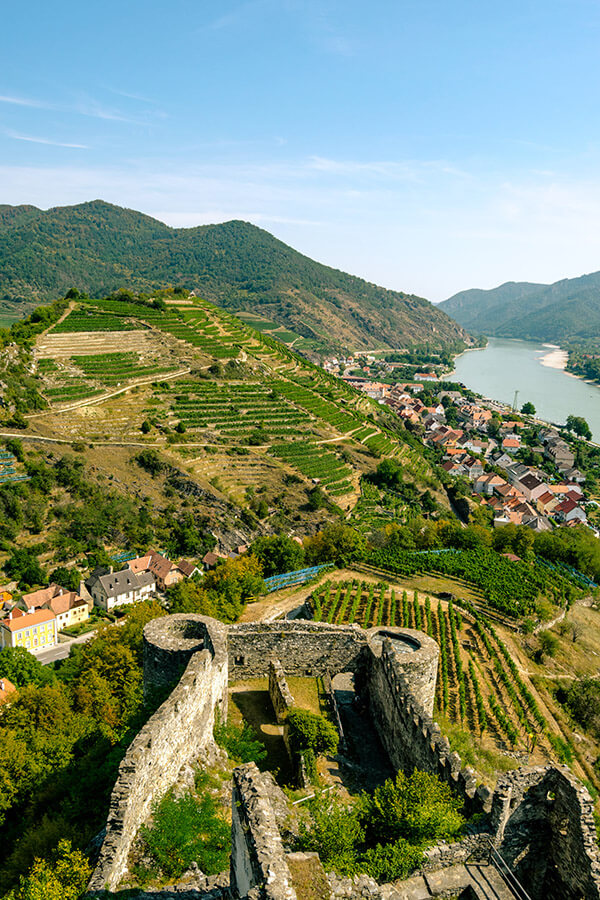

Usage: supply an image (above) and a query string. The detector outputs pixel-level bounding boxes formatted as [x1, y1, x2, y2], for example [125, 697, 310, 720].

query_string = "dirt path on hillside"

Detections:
[25, 367, 190, 418]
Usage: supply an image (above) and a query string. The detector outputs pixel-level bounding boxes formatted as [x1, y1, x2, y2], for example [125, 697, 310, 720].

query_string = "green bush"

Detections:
[361, 769, 465, 846]
[360, 838, 423, 882]
[213, 720, 267, 765]
[286, 708, 339, 758]
[298, 770, 463, 883]
[564, 677, 600, 740]
[298, 794, 364, 876]
[139, 789, 229, 879]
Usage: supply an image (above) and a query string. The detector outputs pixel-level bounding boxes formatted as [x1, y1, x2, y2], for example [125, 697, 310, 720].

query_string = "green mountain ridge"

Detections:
[0, 200, 472, 353]
[439, 273, 600, 344]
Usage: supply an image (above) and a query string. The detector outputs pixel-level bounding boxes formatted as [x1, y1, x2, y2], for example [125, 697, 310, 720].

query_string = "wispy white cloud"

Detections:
[6, 130, 89, 149]
[307, 155, 473, 182]
[72, 98, 142, 124]
[0, 90, 143, 124]
[0, 93, 54, 110]
[104, 87, 156, 105]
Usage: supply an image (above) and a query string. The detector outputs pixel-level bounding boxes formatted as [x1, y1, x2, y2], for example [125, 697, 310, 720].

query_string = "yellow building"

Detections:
[21, 583, 89, 632]
[0, 607, 57, 653]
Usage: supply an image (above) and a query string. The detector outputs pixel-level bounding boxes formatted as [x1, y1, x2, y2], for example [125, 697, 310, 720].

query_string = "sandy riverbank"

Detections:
[540, 344, 568, 370]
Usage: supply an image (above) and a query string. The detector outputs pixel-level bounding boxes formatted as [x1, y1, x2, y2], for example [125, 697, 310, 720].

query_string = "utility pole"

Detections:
[512, 389, 519, 413]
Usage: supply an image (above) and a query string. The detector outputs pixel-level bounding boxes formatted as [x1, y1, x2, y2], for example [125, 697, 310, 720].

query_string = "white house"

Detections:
[86, 568, 155, 611]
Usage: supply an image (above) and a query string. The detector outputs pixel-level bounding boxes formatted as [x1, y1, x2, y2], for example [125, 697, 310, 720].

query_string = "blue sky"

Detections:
[2, 0, 600, 300]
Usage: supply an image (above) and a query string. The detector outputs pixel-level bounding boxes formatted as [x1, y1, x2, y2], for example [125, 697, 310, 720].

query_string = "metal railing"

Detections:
[263, 563, 333, 593]
[467, 835, 533, 900]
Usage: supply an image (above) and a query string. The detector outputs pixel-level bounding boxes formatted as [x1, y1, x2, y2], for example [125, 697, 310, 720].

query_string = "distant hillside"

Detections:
[0, 200, 472, 353]
[440, 273, 600, 344]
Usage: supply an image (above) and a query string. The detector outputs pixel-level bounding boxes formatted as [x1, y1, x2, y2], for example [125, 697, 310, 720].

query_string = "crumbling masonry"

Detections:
[87, 614, 600, 899]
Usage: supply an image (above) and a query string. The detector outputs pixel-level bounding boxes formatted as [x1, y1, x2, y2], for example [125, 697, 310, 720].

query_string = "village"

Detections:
[0, 549, 217, 668]
[331, 359, 593, 535]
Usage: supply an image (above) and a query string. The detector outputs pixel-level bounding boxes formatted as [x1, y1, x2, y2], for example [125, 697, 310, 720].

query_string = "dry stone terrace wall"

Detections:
[88, 616, 228, 894]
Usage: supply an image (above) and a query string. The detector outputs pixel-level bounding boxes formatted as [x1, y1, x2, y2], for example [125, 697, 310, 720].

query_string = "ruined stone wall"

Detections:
[230, 763, 297, 900]
[143, 613, 222, 692]
[86, 613, 600, 900]
[268, 659, 294, 724]
[491, 766, 600, 900]
[365, 638, 492, 816]
[88, 617, 228, 893]
[228, 620, 368, 679]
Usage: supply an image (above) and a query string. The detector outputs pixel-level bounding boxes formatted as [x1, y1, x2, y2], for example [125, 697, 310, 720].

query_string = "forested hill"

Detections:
[0, 200, 472, 352]
[439, 272, 600, 344]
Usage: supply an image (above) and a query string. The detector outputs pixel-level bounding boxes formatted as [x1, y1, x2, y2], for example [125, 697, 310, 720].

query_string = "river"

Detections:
[451, 338, 600, 441]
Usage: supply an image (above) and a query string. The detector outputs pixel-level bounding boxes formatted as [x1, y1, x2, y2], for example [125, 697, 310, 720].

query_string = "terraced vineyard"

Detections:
[275, 378, 361, 434]
[165, 381, 313, 438]
[307, 578, 587, 776]
[51, 309, 139, 332]
[44, 383, 104, 402]
[71, 352, 178, 385]
[29, 293, 438, 513]
[270, 442, 354, 495]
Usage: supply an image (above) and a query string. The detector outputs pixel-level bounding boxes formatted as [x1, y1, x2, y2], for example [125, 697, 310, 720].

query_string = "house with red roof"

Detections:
[20, 582, 89, 631]
[501, 437, 521, 454]
[128, 551, 201, 592]
[536, 490, 559, 515]
[554, 498, 587, 525]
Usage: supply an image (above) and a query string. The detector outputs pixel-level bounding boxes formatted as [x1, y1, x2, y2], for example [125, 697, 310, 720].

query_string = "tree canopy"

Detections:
[566, 415, 592, 440]
[250, 534, 305, 577]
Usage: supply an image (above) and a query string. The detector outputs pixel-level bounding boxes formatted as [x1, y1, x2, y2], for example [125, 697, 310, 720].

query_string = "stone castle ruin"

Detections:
[86, 614, 600, 899]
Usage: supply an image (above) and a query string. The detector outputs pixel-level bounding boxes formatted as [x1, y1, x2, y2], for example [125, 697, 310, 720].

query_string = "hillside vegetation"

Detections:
[440, 272, 600, 345]
[0, 201, 472, 354]
[0, 290, 447, 553]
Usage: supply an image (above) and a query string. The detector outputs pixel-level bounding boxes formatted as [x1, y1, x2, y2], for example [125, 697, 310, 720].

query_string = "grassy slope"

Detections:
[0, 200, 472, 352]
